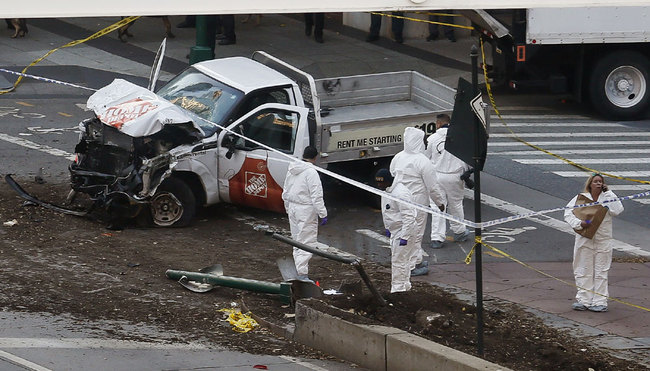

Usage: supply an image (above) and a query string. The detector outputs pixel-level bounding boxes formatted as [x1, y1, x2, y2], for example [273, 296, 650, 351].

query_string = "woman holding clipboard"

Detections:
[564, 173, 624, 312]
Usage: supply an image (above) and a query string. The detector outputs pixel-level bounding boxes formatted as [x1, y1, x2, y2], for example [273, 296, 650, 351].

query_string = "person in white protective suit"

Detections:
[376, 168, 418, 292]
[425, 114, 471, 249]
[390, 127, 445, 276]
[563, 174, 623, 312]
[282, 146, 328, 278]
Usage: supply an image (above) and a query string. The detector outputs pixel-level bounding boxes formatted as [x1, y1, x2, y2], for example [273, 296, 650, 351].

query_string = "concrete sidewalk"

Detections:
[1, 13, 649, 368]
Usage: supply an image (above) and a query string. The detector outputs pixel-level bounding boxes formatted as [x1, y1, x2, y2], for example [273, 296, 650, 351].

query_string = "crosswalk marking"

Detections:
[513, 158, 650, 165]
[489, 140, 650, 147]
[490, 149, 650, 155]
[493, 122, 623, 127]
[551, 171, 650, 178]
[490, 132, 650, 138]
[355, 229, 429, 256]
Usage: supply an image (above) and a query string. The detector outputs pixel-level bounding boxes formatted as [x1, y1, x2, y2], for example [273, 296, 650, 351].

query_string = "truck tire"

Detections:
[588, 51, 650, 120]
[150, 177, 196, 227]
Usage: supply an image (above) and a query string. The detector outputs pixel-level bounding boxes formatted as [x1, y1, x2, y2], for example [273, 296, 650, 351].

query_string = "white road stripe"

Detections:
[634, 198, 650, 204]
[552, 171, 650, 178]
[279, 356, 330, 371]
[493, 122, 623, 127]
[0, 337, 207, 350]
[490, 149, 650, 155]
[0, 133, 75, 161]
[494, 114, 590, 119]
[513, 158, 650, 165]
[490, 132, 650, 138]
[465, 190, 650, 258]
[0, 349, 52, 371]
[489, 141, 650, 147]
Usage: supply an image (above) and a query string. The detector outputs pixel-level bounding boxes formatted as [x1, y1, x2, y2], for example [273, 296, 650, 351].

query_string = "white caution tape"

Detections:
[0, 68, 97, 92]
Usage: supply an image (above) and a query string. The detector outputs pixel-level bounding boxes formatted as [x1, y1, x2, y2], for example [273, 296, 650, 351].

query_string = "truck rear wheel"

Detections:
[150, 177, 196, 227]
[588, 51, 650, 120]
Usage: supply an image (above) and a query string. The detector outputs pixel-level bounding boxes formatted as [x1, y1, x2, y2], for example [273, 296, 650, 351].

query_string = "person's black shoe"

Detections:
[315, 35, 324, 43]
[366, 34, 379, 42]
[216, 34, 227, 40]
[426, 34, 437, 41]
[305, 25, 312, 37]
[176, 20, 195, 28]
[218, 38, 236, 45]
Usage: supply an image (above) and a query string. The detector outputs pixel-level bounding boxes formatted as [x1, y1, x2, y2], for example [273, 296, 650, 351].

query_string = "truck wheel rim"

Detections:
[150, 192, 183, 226]
[605, 65, 646, 108]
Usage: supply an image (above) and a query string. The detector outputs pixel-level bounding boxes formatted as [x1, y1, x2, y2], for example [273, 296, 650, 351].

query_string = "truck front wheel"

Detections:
[589, 51, 650, 120]
[150, 177, 196, 227]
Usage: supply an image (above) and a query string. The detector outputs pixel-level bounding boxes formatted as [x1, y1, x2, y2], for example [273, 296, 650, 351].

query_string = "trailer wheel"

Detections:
[150, 177, 196, 227]
[589, 51, 650, 120]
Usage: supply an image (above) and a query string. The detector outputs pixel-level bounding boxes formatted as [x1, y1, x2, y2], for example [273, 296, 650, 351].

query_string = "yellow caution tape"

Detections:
[370, 12, 474, 31]
[0, 16, 140, 95]
[479, 38, 650, 185]
[219, 308, 259, 333]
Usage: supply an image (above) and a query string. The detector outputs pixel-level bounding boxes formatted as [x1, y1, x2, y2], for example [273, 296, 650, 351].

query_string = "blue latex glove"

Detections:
[320, 217, 328, 226]
[399, 239, 408, 246]
[384, 229, 391, 237]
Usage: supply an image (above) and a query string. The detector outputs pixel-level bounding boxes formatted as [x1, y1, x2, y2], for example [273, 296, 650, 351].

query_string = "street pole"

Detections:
[470, 45, 484, 356]
[189, 15, 217, 65]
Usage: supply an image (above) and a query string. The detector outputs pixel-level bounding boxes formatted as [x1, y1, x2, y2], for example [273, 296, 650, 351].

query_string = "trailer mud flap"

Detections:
[5, 174, 90, 217]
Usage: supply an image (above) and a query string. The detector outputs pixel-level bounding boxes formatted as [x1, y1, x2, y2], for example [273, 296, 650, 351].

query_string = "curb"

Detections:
[292, 299, 512, 371]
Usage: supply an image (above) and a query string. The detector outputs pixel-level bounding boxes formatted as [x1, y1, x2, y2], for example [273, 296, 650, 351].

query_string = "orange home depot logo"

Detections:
[244, 172, 268, 198]
[99, 98, 158, 129]
[229, 157, 284, 213]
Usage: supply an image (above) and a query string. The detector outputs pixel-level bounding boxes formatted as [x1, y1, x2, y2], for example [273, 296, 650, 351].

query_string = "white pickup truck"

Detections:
[69, 51, 455, 226]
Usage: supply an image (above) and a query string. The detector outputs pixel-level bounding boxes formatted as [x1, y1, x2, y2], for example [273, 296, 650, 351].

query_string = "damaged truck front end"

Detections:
[69, 79, 205, 227]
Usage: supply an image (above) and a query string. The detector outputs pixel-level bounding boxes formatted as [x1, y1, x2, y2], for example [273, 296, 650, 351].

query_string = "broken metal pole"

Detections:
[271, 233, 386, 306]
[165, 269, 292, 304]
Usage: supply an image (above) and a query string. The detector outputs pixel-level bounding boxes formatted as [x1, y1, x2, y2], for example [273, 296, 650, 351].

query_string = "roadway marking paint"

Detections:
[0, 133, 75, 161]
[513, 158, 650, 165]
[466, 190, 650, 258]
[57, 112, 73, 117]
[279, 356, 330, 371]
[0, 337, 207, 350]
[491, 132, 650, 138]
[489, 141, 650, 147]
[0, 349, 52, 371]
[493, 122, 623, 127]
[495, 114, 591, 119]
[490, 149, 650, 155]
[16, 101, 34, 107]
[552, 171, 650, 178]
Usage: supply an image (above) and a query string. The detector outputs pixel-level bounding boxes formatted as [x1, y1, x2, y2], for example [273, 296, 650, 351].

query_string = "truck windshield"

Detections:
[157, 68, 244, 137]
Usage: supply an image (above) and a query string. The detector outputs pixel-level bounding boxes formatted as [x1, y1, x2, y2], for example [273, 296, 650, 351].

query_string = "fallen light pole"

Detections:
[166, 267, 294, 304]
[271, 233, 387, 307]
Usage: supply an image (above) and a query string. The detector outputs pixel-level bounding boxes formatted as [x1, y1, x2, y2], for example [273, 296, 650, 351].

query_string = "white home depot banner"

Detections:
[3, 0, 650, 18]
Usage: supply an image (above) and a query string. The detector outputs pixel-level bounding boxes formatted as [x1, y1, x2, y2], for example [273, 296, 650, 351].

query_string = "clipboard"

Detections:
[572, 194, 607, 239]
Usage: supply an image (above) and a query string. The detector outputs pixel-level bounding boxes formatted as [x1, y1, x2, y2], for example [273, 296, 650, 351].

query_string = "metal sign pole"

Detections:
[470, 45, 485, 356]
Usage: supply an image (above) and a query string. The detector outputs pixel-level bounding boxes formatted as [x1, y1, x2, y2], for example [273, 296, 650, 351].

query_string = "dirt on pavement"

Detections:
[0, 178, 646, 371]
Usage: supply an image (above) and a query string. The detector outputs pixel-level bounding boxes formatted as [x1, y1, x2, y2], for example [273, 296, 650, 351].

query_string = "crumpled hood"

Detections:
[403, 126, 425, 154]
[87, 79, 203, 137]
[287, 160, 311, 175]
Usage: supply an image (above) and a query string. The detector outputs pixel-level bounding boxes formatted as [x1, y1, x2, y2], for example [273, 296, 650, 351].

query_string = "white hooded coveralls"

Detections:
[563, 190, 623, 307]
[390, 127, 445, 268]
[282, 160, 327, 277]
[426, 126, 470, 241]
[381, 182, 418, 292]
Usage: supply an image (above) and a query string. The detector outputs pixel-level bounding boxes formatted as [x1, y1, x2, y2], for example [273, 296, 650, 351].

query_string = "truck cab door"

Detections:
[216, 103, 310, 213]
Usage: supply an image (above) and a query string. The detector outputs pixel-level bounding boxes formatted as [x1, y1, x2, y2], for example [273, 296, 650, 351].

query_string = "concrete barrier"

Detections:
[294, 300, 511, 371]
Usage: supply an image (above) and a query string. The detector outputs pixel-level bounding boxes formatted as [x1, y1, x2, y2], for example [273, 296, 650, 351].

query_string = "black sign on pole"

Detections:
[445, 77, 488, 171]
